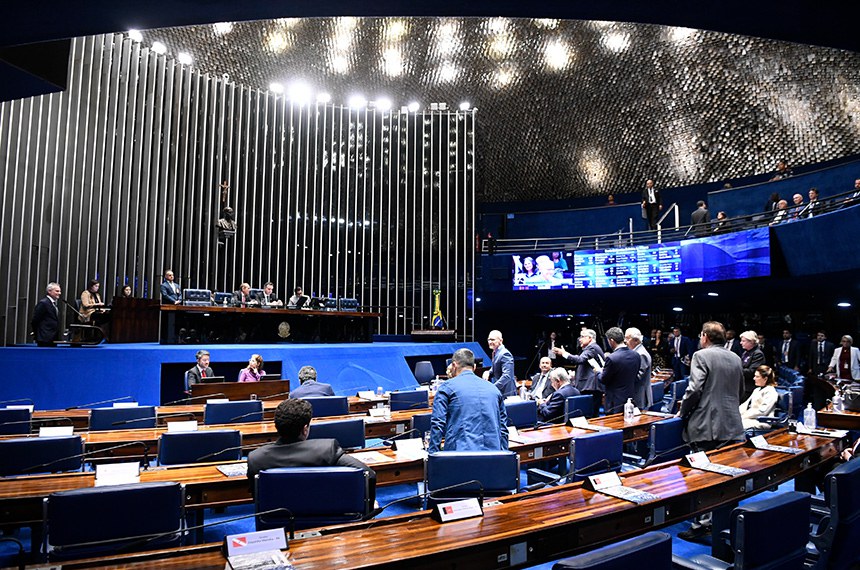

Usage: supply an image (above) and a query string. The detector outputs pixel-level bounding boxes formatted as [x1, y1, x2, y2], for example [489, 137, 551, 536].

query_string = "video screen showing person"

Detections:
[512, 251, 574, 290]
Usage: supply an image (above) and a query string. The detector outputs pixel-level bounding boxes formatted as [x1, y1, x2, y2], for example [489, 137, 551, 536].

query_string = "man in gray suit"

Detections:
[290, 365, 335, 398]
[554, 329, 606, 413]
[625, 327, 653, 410]
[484, 329, 517, 397]
[677, 320, 744, 541]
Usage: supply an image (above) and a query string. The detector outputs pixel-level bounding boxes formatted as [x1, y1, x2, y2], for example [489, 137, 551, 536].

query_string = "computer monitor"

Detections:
[200, 375, 226, 384]
[260, 373, 281, 381]
[213, 292, 232, 306]
[294, 295, 309, 309]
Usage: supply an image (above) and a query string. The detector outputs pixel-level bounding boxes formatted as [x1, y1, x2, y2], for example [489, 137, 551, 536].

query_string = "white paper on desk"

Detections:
[39, 426, 74, 437]
[508, 425, 519, 439]
[394, 439, 427, 460]
[113, 402, 139, 408]
[206, 398, 230, 404]
[95, 461, 140, 486]
[504, 395, 524, 403]
[5, 404, 34, 412]
[167, 420, 198, 432]
[795, 423, 848, 438]
[351, 451, 396, 464]
[368, 407, 387, 418]
[357, 390, 376, 400]
[570, 416, 589, 428]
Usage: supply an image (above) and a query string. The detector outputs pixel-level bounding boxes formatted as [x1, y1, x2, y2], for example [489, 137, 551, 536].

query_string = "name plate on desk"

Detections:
[432, 498, 484, 523]
[39, 426, 73, 437]
[5, 405, 34, 412]
[794, 423, 848, 439]
[95, 461, 140, 486]
[683, 452, 749, 477]
[113, 402, 139, 408]
[368, 407, 387, 418]
[583, 472, 659, 504]
[583, 471, 622, 491]
[225, 528, 287, 557]
[392, 438, 425, 459]
[167, 420, 199, 432]
[749, 435, 802, 454]
[569, 417, 611, 432]
[357, 391, 376, 400]
[207, 398, 230, 404]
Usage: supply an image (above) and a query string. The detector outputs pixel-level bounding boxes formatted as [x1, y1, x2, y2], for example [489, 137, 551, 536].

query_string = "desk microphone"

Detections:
[0, 398, 34, 406]
[259, 391, 291, 401]
[195, 441, 271, 462]
[61, 298, 85, 319]
[642, 443, 691, 467]
[162, 393, 227, 406]
[21, 440, 151, 474]
[364, 479, 485, 519]
[65, 396, 133, 410]
[228, 411, 265, 422]
[522, 458, 612, 491]
[532, 409, 583, 430]
[111, 412, 197, 426]
[382, 428, 420, 448]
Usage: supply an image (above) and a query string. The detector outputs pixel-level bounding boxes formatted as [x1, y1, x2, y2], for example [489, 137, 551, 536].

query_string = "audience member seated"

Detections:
[233, 282, 255, 307]
[119, 284, 133, 298]
[712, 210, 729, 233]
[769, 159, 793, 181]
[827, 335, 860, 381]
[246, 398, 376, 500]
[185, 349, 215, 390]
[789, 193, 805, 220]
[238, 353, 266, 382]
[537, 367, 580, 423]
[428, 347, 508, 453]
[255, 281, 283, 307]
[739, 365, 778, 430]
[288, 286, 309, 307]
[290, 365, 335, 398]
[763, 191, 780, 214]
[769, 199, 789, 225]
[528, 357, 555, 400]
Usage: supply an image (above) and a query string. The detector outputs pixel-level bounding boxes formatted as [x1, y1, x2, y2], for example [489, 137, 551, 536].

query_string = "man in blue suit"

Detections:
[537, 368, 580, 423]
[671, 326, 694, 380]
[596, 327, 641, 414]
[160, 269, 182, 304]
[290, 365, 335, 398]
[428, 348, 509, 453]
[554, 328, 606, 414]
[485, 329, 517, 396]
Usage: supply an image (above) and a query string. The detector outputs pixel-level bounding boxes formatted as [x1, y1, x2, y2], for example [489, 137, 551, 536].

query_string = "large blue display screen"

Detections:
[512, 227, 770, 290]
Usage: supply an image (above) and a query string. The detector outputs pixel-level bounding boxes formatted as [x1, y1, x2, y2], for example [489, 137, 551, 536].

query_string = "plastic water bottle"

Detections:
[832, 390, 844, 413]
[518, 384, 528, 400]
[624, 398, 635, 422]
[803, 403, 817, 429]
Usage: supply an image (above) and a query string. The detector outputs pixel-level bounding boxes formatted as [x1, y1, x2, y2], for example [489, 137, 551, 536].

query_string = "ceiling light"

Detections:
[348, 95, 367, 109]
[269, 82, 284, 94]
[212, 22, 233, 36]
[407, 102, 420, 112]
[151, 41, 167, 55]
[672, 307, 683, 312]
[316, 92, 331, 104]
[459, 101, 471, 111]
[176, 52, 193, 66]
[287, 81, 312, 105]
[837, 302, 852, 308]
[375, 98, 392, 111]
[707, 292, 719, 297]
[128, 30, 143, 43]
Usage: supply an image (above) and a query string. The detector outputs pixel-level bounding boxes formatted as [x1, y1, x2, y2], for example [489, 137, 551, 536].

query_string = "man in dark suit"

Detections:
[484, 329, 516, 397]
[595, 327, 641, 414]
[724, 329, 744, 357]
[778, 329, 801, 371]
[537, 368, 580, 423]
[807, 330, 835, 377]
[185, 349, 215, 391]
[690, 200, 711, 236]
[233, 282, 255, 307]
[671, 326, 694, 380]
[246, 398, 375, 499]
[254, 281, 283, 307]
[290, 365, 335, 398]
[528, 357, 555, 400]
[31, 282, 62, 346]
[641, 179, 662, 230]
[554, 328, 606, 413]
[160, 269, 181, 304]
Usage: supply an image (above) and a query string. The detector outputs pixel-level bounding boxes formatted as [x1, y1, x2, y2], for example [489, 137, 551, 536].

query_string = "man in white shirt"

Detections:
[529, 357, 555, 400]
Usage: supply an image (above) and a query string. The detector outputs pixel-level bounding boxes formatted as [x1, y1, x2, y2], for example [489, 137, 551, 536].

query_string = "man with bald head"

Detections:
[484, 329, 517, 396]
[641, 179, 662, 230]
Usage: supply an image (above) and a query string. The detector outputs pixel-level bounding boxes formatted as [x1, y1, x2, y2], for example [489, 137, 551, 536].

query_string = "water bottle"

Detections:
[832, 390, 844, 413]
[803, 403, 817, 429]
[423, 431, 430, 450]
[376, 385, 383, 397]
[518, 383, 528, 400]
[624, 398, 635, 422]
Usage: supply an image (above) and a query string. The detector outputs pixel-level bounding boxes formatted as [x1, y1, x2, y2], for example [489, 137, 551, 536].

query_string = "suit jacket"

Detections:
[679, 344, 745, 446]
[291, 380, 335, 398]
[246, 438, 376, 498]
[641, 186, 662, 207]
[233, 290, 253, 307]
[185, 365, 215, 390]
[31, 296, 59, 343]
[428, 370, 508, 453]
[807, 340, 836, 375]
[690, 207, 711, 234]
[724, 338, 744, 357]
[254, 291, 280, 306]
[740, 348, 766, 401]
[79, 289, 103, 322]
[563, 341, 606, 393]
[632, 343, 653, 410]
[777, 338, 801, 369]
[528, 371, 555, 400]
[491, 344, 517, 397]
[597, 345, 641, 414]
[538, 383, 580, 422]
[829, 346, 860, 380]
[160, 280, 181, 304]
[671, 335, 694, 362]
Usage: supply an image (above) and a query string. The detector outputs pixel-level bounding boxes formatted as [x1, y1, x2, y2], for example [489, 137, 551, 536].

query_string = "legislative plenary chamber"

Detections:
[2, 2, 860, 569]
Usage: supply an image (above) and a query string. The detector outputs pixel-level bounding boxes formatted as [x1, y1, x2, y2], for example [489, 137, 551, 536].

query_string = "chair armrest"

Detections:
[672, 554, 731, 570]
[622, 452, 645, 465]
[526, 467, 558, 486]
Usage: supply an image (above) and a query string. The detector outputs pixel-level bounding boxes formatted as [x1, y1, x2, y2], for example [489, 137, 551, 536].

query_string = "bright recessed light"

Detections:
[348, 95, 367, 109]
[176, 52, 193, 66]
[375, 98, 392, 111]
[407, 101, 420, 112]
[672, 307, 683, 312]
[316, 92, 331, 103]
[128, 30, 143, 43]
[287, 81, 312, 105]
[269, 82, 284, 94]
[212, 22, 234, 35]
[459, 101, 470, 111]
[475, 297, 481, 303]
[837, 302, 852, 308]
[151, 41, 167, 55]
[707, 292, 719, 297]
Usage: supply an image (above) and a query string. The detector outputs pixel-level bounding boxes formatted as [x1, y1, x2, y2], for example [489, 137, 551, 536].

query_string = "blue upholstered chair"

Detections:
[389, 389, 429, 412]
[809, 458, 860, 570]
[203, 400, 263, 425]
[650, 382, 666, 411]
[552, 531, 672, 570]
[672, 491, 811, 570]
[301, 396, 349, 418]
[565, 395, 595, 421]
[89, 406, 156, 431]
[663, 379, 688, 414]
[0, 407, 31, 435]
[410, 412, 432, 439]
[746, 389, 792, 437]
[307, 418, 365, 450]
[254, 467, 372, 534]
[413, 361, 435, 385]
[788, 385, 804, 420]
[0, 435, 83, 476]
[569, 429, 624, 482]
[157, 430, 242, 465]
[44, 482, 184, 561]
[642, 418, 688, 467]
[506, 399, 538, 428]
[424, 451, 519, 507]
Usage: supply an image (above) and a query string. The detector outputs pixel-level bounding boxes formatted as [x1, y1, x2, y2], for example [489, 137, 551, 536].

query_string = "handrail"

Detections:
[655, 202, 679, 244]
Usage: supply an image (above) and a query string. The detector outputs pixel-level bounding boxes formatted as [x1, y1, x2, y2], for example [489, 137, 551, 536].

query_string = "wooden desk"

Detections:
[189, 380, 291, 402]
[25, 430, 843, 570]
[816, 408, 860, 430]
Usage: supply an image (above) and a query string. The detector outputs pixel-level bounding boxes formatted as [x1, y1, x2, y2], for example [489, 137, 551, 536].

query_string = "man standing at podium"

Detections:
[428, 348, 508, 453]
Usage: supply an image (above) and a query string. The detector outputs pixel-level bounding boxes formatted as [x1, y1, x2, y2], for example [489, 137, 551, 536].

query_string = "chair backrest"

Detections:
[565, 395, 594, 421]
[203, 400, 263, 425]
[301, 396, 349, 418]
[506, 399, 538, 428]
[389, 389, 429, 412]
[89, 406, 156, 431]
[45, 481, 184, 561]
[157, 430, 242, 465]
[414, 361, 435, 385]
[818, 457, 860, 570]
[650, 383, 665, 411]
[731, 491, 810, 570]
[645, 418, 688, 466]
[0, 436, 83, 476]
[410, 412, 432, 439]
[307, 418, 365, 450]
[569, 430, 623, 482]
[0, 407, 31, 435]
[665, 379, 688, 413]
[551, 531, 672, 570]
[788, 385, 804, 420]
[425, 451, 520, 499]
[255, 467, 371, 531]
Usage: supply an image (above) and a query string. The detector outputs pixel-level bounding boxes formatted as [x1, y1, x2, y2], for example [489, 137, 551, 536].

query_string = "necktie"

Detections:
[201, 369, 206, 378]
[783, 341, 789, 361]
[819, 343, 824, 365]
[648, 188, 655, 203]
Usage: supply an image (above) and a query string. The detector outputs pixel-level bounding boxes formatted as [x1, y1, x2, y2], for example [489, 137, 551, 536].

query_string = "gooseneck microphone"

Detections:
[66, 396, 133, 410]
[162, 393, 227, 406]
[21, 440, 151, 474]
